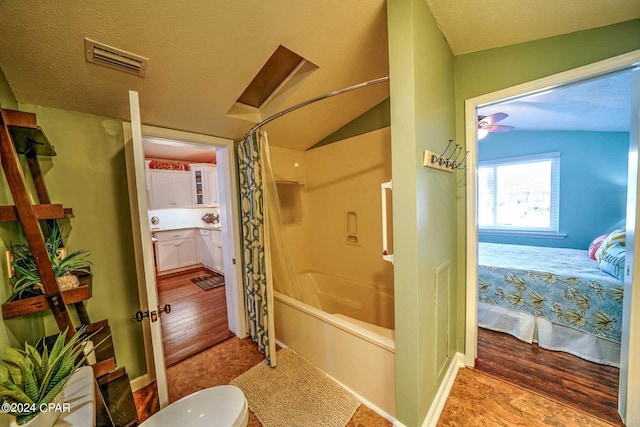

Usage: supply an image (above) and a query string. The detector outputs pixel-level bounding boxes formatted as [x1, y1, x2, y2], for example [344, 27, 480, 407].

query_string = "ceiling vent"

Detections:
[84, 38, 148, 77]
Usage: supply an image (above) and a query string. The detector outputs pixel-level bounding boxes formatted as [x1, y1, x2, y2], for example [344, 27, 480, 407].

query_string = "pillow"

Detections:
[595, 228, 626, 264]
[598, 243, 625, 281]
[588, 233, 610, 260]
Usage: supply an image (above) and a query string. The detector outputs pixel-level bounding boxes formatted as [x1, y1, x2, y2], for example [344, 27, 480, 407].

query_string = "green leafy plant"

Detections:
[0, 327, 106, 425]
[10, 226, 91, 299]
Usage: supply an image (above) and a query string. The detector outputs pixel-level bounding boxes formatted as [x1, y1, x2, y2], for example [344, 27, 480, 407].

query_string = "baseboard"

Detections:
[421, 352, 465, 427]
[130, 373, 152, 392]
[275, 338, 288, 349]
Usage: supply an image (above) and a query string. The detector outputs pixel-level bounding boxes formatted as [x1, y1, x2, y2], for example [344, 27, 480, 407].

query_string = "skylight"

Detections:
[237, 45, 304, 108]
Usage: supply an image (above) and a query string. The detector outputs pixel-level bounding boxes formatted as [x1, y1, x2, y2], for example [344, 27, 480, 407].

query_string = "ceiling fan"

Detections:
[478, 112, 514, 139]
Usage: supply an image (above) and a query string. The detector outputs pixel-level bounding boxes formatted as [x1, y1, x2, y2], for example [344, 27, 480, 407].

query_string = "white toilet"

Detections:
[140, 385, 249, 427]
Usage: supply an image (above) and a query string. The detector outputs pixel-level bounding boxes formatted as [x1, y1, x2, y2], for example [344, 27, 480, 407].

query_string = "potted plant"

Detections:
[9, 227, 91, 299]
[0, 327, 103, 426]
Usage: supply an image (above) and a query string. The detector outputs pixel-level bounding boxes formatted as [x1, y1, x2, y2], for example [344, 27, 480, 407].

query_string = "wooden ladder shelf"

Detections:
[0, 108, 138, 426]
[0, 108, 89, 330]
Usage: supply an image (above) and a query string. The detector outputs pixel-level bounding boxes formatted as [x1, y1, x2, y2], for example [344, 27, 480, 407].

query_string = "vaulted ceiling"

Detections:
[0, 1, 638, 151]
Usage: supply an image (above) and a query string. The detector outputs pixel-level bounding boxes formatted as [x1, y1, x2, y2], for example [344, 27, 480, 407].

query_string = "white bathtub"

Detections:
[273, 271, 396, 418]
[293, 270, 395, 329]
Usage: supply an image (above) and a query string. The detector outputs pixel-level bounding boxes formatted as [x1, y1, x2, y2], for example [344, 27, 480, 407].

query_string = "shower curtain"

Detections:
[237, 130, 277, 367]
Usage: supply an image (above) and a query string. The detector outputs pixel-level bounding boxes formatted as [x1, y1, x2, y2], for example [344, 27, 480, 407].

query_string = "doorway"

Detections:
[142, 136, 235, 369]
[465, 50, 640, 426]
[124, 119, 247, 407]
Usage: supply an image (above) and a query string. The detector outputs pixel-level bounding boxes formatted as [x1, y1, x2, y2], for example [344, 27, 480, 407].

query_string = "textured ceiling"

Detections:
[1, 1, 637, 149]
[426, 0, 640, 54]
[0, 0, 389, 150]
[478, 70, 633, 133]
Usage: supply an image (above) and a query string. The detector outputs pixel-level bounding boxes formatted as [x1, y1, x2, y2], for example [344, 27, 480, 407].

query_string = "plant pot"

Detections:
[34, 274, 80, 293]
[56, 274, 80, 290]
[8, 392, 63, 427]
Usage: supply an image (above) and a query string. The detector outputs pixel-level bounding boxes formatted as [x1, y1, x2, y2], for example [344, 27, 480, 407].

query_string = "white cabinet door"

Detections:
[199, 230, 214, 269]
[157, 241, 180, 271]
[213, 243, 223, 274]
[150, 172, 173, 209]
[171, 173, 193, 208]
[149, 170, 192, 209]
[211, 230, 223, 273]
[191, 164, 218, 207]
[155, 229, 197, 271]
[205, 167, 219, 206]
[193, 169, 205, 206]
[178, 238, 198, 267]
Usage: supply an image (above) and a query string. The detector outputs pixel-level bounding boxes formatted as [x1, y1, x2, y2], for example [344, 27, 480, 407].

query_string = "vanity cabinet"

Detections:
[190, 164, 219, 207]
[155, 229, 199, 272]
[149, 170, 193, 209]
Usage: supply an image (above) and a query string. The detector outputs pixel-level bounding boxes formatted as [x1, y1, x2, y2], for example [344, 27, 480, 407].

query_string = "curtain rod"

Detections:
[244, 76, 389, 139]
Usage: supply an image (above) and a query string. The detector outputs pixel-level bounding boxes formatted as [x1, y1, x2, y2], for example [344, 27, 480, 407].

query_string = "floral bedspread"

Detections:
[478, 243, 624, 343]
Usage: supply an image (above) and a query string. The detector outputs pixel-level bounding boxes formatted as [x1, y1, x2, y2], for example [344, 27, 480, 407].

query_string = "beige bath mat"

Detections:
[230, 348, 360, 427]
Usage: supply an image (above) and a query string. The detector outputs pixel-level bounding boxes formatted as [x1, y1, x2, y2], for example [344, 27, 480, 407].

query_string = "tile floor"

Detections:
[136, 336, 391, 426]
[438, 368, 614, 427]
[135, 337, 616, 427]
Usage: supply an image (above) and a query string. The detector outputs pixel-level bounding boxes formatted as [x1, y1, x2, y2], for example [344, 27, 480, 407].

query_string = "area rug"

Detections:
[190, 273, 224, 291]
[230, 348, 360, 427]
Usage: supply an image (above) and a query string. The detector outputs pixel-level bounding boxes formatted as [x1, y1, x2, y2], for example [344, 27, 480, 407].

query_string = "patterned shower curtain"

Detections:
[237, 130, 277, 367]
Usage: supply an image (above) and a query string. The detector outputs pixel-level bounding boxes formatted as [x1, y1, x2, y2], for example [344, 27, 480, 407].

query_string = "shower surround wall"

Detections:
[270, 126, 394, 325]
[270, 127, 395, 416]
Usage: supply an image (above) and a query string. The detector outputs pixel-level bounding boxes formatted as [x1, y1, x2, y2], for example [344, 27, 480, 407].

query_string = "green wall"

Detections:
[1, 99, 146, 378]
[388, 0, 457, 425]
[309, 98, 390, 149]
[0, 68, 18, 110]
[453, 20, 640, 351]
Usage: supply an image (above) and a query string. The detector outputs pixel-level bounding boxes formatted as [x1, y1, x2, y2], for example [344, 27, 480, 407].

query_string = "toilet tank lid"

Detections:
[140, 385, 247, 427]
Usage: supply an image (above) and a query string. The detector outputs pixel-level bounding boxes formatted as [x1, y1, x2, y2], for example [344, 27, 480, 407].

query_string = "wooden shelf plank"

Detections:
[2, 284, 91, 320]
[1, 109, 38, 129]
[1, 109, 56, 156]
[0, 204, 72, 222]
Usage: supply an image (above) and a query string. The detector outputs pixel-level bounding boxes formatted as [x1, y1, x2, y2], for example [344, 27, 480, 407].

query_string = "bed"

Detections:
[478, 242, 624, 367]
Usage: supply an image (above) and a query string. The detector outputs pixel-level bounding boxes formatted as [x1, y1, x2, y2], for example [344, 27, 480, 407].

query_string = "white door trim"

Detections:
[123, 121, 247, 402]
[465, 49, 640, 424]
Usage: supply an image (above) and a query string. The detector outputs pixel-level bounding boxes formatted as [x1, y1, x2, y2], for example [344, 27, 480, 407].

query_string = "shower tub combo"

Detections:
[273, 270, 396, 418]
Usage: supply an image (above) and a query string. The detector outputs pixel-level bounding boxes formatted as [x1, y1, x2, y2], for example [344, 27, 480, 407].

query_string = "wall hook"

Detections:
[423, 139, 468, 172]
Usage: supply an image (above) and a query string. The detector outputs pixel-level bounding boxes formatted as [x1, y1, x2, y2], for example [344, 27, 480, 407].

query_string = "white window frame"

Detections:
[478, 151, 560, 234]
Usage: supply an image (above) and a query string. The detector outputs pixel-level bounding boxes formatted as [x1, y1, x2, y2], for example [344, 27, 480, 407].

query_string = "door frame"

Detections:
[123, 121, 247, 398]
[464, 49, 640, 424]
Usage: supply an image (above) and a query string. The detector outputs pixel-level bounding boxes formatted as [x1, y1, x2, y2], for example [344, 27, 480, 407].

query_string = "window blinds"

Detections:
[478, 152, 560, 232]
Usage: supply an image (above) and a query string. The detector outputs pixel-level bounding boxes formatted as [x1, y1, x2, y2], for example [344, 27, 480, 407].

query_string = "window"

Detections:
[478, 152, 560, 233]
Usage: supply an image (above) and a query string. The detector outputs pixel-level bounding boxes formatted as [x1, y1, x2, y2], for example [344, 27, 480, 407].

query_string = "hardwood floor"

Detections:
[476, 328, 623, 426]
[156, 268, 234, 367]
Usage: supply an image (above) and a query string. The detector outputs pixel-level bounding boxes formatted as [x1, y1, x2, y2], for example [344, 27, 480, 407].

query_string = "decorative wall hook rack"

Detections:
[423, 140, 468, 172]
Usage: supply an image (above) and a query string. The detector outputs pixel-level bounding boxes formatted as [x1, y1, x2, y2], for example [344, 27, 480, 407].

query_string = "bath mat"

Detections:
[190, 273, 224, 291]
[230, 348, 360, 427]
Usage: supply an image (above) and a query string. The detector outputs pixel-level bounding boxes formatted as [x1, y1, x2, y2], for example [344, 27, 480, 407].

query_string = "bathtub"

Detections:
[293, 270, 395, 329]
[273, 271, 396, 418]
